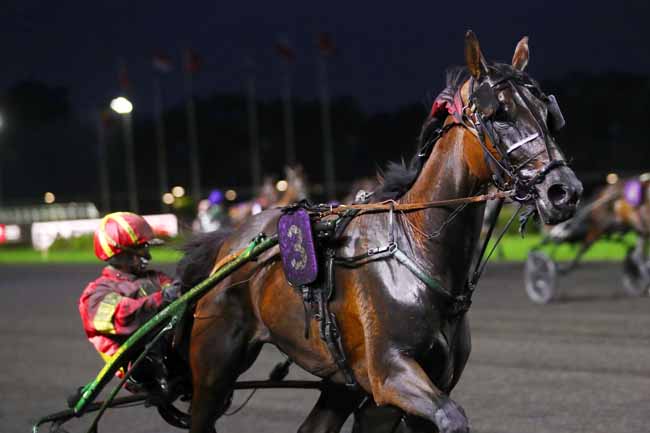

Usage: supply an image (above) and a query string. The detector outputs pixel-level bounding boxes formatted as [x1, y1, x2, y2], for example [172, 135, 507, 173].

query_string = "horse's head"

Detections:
[258, 176, 280, 207]
[458, 31, 583, 224]
[284, 165, 309, 201]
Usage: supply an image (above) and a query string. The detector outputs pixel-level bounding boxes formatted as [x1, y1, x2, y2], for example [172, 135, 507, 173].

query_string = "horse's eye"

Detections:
[493, 104, 510, 122]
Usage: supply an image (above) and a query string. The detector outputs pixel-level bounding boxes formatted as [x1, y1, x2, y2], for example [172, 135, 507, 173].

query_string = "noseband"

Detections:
[459, 73, 567, 202]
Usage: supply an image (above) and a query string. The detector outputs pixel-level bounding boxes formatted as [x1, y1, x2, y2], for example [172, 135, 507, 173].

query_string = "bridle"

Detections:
[460, 71, 567, 203]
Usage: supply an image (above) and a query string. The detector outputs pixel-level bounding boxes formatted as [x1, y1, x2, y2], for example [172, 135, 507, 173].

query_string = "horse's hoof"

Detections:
[433, 398, 469, 433]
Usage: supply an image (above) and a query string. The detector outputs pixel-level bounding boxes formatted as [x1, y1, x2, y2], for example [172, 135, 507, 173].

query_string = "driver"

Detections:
[78, 211, 181, 396]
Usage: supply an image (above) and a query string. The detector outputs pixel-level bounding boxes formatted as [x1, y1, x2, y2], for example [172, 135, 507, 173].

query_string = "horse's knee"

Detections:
[368, 356, 468, 433]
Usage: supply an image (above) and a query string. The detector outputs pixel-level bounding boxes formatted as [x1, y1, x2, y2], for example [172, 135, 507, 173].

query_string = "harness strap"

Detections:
[393, 248, 471, 316]
[393, 249, 447, 298]
[468, 200, 521, 290]
[334, 244, 470, 317]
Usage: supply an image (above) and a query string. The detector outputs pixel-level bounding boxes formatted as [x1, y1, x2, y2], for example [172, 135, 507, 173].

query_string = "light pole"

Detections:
[0, 113, 4, 207]
[110, 97, 138, 212]
[96, 111, 111, 212]
[246, 63, 262, 194]
[153, 77, 169, 212]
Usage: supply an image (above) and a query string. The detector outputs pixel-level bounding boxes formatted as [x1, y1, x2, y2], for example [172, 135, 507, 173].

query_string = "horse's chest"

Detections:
[378, 299, 441, 349]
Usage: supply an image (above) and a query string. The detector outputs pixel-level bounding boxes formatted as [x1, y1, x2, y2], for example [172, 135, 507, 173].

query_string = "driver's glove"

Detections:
[162, 279, 182, 306]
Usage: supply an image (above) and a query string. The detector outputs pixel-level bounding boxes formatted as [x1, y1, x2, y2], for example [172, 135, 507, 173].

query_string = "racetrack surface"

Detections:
[2, 263, 649, 433]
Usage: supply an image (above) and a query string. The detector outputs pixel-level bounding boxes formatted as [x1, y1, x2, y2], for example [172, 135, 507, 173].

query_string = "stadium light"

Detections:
[110, 97, 133, 115]
[162, 192, 174, 205]
[225, 189, 237, 201]
[171, 186, 185, 198]
[276, 180, 288, 192]
[606, 173, 619, 185]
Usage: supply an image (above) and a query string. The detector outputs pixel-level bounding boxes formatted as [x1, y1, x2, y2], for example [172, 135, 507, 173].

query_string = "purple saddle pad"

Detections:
[624, 180, 643, 207]
[278, 209, 318, 286]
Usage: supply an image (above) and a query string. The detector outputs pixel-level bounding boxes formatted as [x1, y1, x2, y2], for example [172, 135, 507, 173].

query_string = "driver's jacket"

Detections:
[79, 266, 173, 359]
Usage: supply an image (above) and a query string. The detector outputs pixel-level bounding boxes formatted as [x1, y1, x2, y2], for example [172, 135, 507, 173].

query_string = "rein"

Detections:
[310, 189, 514, 217]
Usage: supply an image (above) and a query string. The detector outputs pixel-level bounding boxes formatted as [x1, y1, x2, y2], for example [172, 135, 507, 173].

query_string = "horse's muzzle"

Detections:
[534, 165, 583, 225]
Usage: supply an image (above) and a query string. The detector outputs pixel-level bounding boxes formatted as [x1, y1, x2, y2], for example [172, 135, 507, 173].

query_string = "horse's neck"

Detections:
[400, 128, 488, 292]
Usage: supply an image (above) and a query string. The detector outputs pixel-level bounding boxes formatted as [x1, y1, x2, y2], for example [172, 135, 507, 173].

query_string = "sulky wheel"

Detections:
[621, 248, 650, 297]
[525, 251, 558, 304]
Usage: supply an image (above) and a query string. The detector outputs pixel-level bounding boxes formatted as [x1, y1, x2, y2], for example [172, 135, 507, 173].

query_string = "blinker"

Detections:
[472, 82, 499, 118]
[547, 94, 565, 131]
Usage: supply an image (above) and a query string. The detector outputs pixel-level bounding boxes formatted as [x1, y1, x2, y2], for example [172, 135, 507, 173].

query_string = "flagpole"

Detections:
[96, 112, 111, 212]
[246, 62, 262, 194]
[318, 54, 336, 199]
[153, 76, 169, 211]
[281, 59, 296, 166]
[183, 49, 201, 205]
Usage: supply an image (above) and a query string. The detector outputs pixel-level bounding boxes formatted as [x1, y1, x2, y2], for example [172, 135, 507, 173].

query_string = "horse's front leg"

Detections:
[447, 315, 471, 393]
[367, 348, 469, 433]
[633, 235, 649, 259]
[297, 383, 366, 433]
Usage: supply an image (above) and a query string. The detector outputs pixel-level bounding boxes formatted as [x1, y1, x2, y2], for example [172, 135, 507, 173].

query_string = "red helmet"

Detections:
[93, 212, 156, 261]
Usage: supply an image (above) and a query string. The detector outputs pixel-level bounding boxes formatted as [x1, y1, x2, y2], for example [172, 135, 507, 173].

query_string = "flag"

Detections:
[275, 38, 295, 62]
[318, 33, 335, 56]
[185, 49, 201, 74]
[118, 60, 129, 91]
[152, 52, 173, 73]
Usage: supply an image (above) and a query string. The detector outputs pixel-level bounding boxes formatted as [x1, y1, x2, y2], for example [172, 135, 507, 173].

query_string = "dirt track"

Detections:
[1, 262, 649, 433]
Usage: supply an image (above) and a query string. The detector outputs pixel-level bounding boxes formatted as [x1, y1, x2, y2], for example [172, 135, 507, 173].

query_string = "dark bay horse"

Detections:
[228, 165, 309, 227]
[275, 165, 310, 207]
[181, 31, 582, 433]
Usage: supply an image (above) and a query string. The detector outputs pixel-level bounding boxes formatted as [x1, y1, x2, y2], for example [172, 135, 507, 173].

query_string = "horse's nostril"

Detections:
[547, 184, 569, 207]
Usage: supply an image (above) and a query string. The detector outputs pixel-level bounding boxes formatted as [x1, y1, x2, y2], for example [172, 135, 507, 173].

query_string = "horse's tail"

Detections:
[175, 229, 232, 292]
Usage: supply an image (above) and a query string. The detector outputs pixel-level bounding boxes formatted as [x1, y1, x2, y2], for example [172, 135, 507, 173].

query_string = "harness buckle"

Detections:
[450, 294, 472, 317]
[368, 241, 397, 256]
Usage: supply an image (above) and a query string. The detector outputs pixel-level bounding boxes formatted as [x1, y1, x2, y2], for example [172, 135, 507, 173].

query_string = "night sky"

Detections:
[1, 1, 649, 208]
[3, 0, 649, 117]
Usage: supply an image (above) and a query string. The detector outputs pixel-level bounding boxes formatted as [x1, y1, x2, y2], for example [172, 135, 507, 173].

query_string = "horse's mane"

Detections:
[373, 66, 470, 201]
[373, 63, 532, 202]
[175, 229, 232, 291]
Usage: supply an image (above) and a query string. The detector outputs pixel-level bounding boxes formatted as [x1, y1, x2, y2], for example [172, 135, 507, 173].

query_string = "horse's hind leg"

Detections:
[189, 288, 261, 433]
[297, 384, 365, 433]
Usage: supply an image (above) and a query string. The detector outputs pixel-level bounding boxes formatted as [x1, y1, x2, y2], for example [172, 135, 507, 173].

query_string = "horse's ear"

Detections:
[465, 30, 488, 79]
[512, 36, 529, 71]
